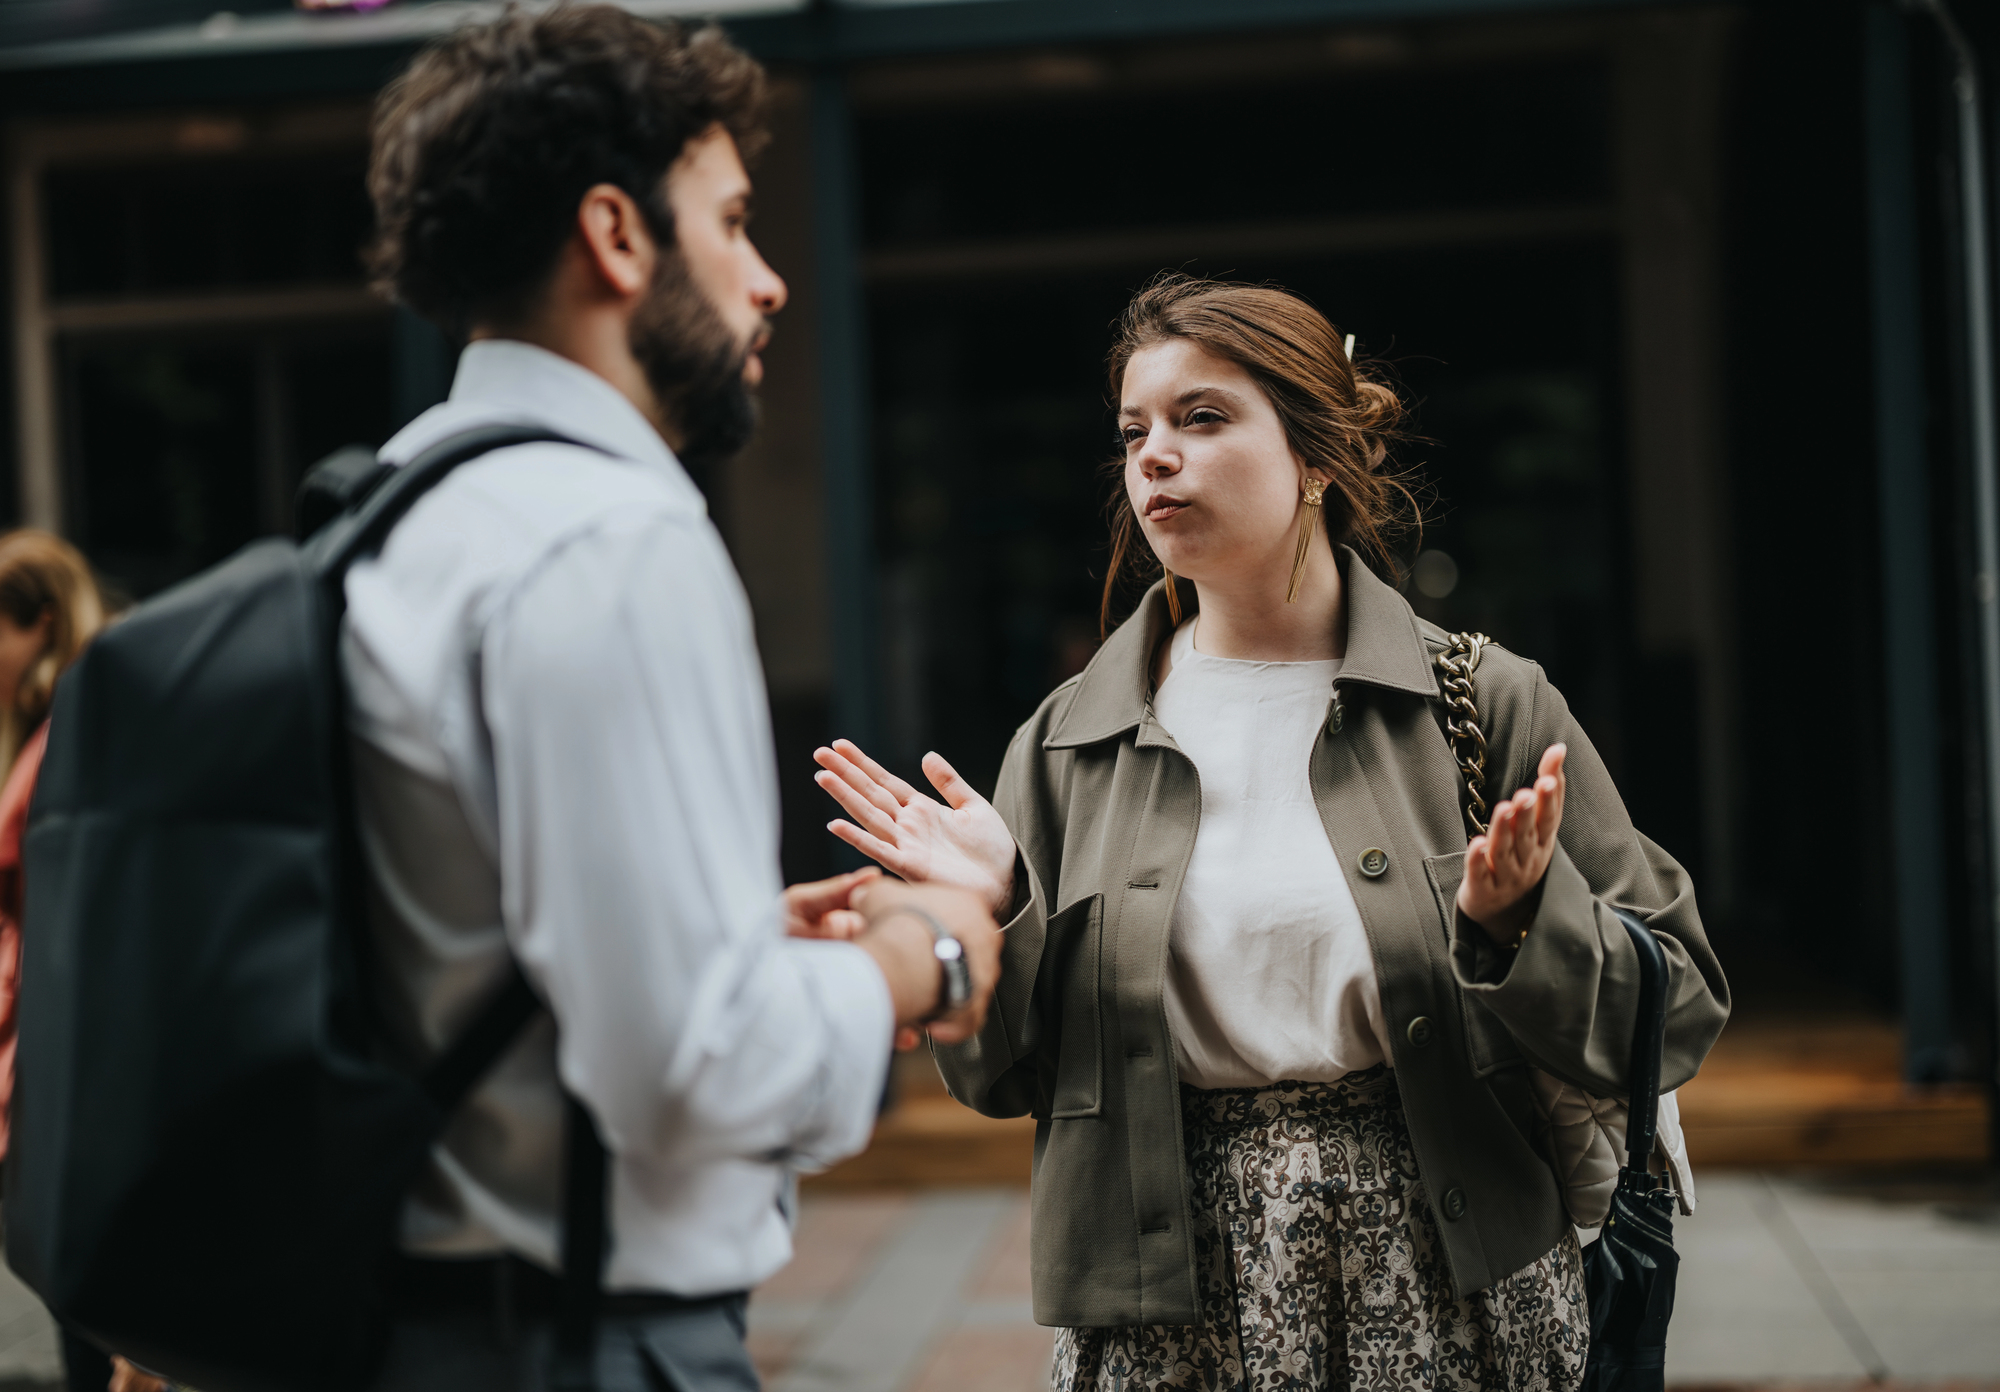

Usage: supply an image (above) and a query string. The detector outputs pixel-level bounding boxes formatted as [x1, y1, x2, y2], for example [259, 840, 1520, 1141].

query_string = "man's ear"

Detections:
[574, 182, 657, 300]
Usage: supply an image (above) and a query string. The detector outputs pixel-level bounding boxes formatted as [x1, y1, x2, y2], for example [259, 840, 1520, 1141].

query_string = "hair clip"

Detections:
[1343, 333, 1356, 363]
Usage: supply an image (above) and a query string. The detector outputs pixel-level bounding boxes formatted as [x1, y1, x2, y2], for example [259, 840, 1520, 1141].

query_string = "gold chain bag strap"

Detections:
[1434, 632, 1491, 836]
[1432, 630, 1692, 1228]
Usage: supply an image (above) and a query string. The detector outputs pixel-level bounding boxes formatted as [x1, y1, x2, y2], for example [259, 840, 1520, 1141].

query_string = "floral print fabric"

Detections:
[1052, 1068, 1587, 1391]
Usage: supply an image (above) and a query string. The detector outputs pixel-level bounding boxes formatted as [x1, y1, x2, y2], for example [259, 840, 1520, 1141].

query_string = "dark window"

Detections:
[62, 326, 392, 598]
[866, 244, 1623, 794]
[45, 155, 373, 299]
[858, 58, 1611, 248]
[858, 51, 1626, 797]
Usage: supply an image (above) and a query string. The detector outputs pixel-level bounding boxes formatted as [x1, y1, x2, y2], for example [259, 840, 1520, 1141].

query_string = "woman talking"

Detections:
[815, 275, 1728, 1391]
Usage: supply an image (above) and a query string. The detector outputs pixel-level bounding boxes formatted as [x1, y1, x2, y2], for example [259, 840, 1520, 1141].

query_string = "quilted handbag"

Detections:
[1434, 632, 1695, 1228]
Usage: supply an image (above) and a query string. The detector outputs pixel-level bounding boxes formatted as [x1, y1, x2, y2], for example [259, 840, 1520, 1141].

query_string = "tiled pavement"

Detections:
[0, 1172, 1996, 1390]
[753, 1190, 1049, 1392]
[0, 1251, 61, 1390]
[752, 1172, 2000, 1391]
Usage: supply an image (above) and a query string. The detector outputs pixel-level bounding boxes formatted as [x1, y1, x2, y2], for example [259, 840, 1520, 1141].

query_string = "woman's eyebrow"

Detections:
[1175, 386, 1246, 409]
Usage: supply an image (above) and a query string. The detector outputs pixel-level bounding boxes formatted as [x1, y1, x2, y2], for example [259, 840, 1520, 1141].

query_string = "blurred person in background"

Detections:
[353, 8, 1000, 1388]
[815, 275, 1728, 1391]
[0, 533, 163, 1392]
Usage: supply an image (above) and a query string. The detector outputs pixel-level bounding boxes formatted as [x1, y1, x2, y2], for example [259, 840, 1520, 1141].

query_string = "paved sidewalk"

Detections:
[1668, 1172, 2000, 1384]
[0, 1172, 1993, 1390]
[750, 1173, 2000, 1391]
[0, 1254, 60, 1391]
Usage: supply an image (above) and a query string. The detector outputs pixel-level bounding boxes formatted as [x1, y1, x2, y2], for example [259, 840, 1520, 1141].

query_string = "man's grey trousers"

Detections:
[364, 1295, 760, 1391]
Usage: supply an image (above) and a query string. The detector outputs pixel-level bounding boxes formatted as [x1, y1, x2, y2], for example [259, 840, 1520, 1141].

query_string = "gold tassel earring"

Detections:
[1287, 479, 1327, 603]
[1163, 568, 1184, 625]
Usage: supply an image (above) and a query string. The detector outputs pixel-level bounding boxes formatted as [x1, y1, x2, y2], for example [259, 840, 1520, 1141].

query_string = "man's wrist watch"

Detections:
[890, 906, 972, 1020]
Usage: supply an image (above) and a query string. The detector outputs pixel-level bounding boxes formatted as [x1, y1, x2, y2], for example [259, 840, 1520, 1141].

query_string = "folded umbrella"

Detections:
[1580, 910, 1678, 1392]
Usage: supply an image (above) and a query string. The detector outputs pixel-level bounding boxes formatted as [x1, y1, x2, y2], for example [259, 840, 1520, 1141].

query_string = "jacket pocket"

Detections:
[1421, 852, 1522, 1078]
[1041, 894, 1104, 1119]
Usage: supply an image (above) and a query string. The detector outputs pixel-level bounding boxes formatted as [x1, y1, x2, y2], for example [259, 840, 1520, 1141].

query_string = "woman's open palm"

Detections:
[813, 740, 1017, 915]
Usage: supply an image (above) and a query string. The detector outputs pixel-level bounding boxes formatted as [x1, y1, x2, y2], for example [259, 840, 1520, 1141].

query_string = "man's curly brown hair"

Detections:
[367, 4, 767, 336]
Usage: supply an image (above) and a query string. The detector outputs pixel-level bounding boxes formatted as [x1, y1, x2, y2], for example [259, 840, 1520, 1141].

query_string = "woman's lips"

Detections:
[1144, 498, 1188, 522]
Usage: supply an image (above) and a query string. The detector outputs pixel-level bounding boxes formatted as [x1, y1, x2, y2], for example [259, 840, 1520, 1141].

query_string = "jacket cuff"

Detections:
[1450, 841, 1599, 997]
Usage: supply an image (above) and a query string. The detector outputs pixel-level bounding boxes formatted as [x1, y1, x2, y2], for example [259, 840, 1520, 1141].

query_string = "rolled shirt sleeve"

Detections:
[482, 509, 892, 1178]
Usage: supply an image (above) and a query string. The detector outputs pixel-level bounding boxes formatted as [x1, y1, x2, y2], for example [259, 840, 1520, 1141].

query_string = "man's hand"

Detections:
[851, 880, 1001, 1050]
[1456, 743, 1567, 946]
[781, 866, 882, 941]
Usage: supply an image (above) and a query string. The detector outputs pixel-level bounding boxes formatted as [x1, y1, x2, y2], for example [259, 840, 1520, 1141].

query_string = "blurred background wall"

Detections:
[2, 0, 1998, 1144]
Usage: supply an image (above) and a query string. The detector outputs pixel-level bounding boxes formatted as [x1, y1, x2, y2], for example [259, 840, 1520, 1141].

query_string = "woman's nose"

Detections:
[1135, 437, 1178, 479]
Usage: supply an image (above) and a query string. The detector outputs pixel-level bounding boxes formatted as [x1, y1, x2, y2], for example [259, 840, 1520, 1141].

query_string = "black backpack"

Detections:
[6, 425, 608, 1392]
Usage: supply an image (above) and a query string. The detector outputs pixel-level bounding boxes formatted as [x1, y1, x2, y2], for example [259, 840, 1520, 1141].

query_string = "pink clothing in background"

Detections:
[0, 721, 50, 1160]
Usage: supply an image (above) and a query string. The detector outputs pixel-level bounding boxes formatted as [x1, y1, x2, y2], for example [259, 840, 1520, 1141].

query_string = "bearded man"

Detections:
[349, 10, 1000, 1388]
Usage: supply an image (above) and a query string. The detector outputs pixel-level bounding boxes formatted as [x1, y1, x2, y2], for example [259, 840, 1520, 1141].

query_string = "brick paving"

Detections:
[756, 1189, 1047, 1392]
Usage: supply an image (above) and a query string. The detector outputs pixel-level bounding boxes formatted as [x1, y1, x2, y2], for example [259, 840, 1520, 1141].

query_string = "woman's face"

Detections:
[0, 609, 51, 714]
[1120, 338, 1311, 591]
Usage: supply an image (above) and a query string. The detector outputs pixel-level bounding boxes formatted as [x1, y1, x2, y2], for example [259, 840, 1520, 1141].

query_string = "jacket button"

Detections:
[1442, 1187, 1468, 1221]
[1357, 847, 1389, 878]
[1407, 1016, 1434, 1049]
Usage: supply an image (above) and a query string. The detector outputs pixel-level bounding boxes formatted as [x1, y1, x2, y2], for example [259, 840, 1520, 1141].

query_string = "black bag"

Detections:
[6, 425, 600, 1392]
[1580, 910, 1679, 1391]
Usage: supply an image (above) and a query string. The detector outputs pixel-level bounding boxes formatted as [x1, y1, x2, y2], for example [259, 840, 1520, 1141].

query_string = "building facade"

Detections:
[3, 0, 1997, 1094]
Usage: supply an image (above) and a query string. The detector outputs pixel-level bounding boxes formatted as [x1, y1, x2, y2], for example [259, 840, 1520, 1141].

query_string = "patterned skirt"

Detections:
[1052, 1068, 1587, 1392]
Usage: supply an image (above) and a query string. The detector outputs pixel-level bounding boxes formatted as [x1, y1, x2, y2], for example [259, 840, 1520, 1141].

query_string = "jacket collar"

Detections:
[1045, 546, 1441, 750]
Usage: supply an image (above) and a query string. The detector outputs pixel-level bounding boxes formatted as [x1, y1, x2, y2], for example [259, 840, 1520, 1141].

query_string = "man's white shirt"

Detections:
[342, 338, 891, 1295]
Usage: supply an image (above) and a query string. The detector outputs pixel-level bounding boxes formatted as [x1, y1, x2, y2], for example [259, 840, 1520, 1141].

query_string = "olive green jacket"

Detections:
[934, 549, 1729, 1326]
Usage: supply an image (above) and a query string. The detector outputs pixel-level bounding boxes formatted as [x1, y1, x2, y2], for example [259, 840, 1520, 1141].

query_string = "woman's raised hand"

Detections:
[1456, 743, 1567, 946]
[813, 740, 1017, 916]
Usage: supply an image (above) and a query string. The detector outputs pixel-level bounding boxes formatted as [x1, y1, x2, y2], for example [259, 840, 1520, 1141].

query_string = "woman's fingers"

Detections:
[1507, 792, 1540, 874]
[1540, 743, 1568, 842]
[826, 817, 911, 875]
[815, 746, 906, 819]
[832, 739, 920, 806]
[1538, 742, 1569, 782]
[1529, 776, 1559, 848]
[1487, 800, 1518, 875]
[1488, 797, 1538, 884]
[814, 770, 905, 843]
[923, 752, 982, 811]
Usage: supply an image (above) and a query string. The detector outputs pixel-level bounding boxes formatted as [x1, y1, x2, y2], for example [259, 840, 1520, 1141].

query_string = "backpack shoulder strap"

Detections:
[311, 421, 614, 1357]
[417, 959, 613, 1372]
[419, 960, 542, 1112]
[309, 424, 596, 584]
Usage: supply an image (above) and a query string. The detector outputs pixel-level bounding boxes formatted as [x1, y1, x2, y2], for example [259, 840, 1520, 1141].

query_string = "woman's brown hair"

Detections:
[1099, 274, 1419, 637]
[0, 531, 105, 773]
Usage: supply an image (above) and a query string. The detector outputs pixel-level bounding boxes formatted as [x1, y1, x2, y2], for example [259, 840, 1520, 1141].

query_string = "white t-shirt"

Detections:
[1152, 618, 1396, 1090]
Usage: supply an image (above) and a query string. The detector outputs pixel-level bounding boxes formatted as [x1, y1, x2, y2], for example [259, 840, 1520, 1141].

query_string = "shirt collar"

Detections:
[1044, 546, 1441, 750]
[379, 339, 700, 508]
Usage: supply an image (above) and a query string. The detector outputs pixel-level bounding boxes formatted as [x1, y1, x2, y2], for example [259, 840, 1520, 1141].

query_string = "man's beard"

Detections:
[629, 247, 763, 484]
